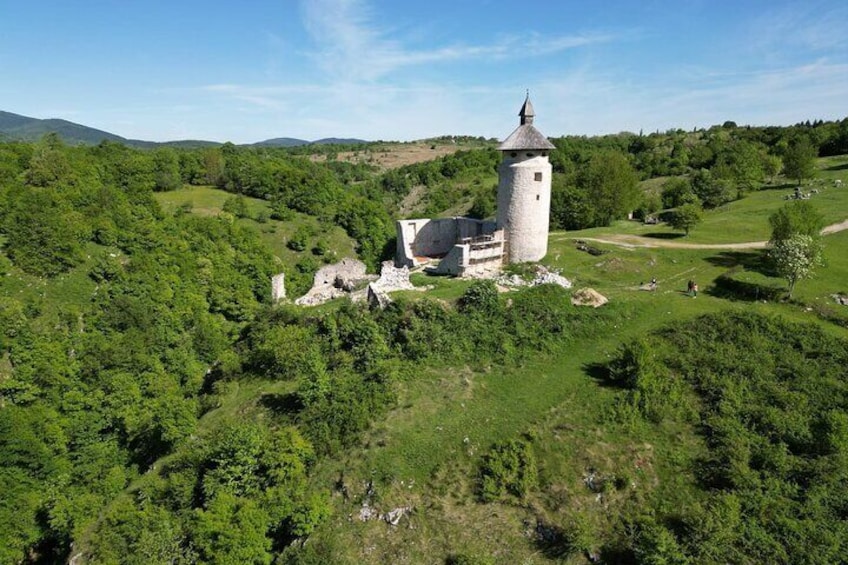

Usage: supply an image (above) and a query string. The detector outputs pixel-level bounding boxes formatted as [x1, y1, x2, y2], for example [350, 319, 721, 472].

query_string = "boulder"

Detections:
[571, 288, 608, 308]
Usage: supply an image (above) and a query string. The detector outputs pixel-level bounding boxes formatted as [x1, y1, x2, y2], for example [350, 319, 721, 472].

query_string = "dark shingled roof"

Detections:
[519, 96, 535, 124]
[498, 94, 555, 151]
[498, 124, 555, 151]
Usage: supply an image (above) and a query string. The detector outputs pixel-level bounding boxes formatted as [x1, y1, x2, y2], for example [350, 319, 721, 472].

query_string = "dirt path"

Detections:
[554, 218, 848, 250]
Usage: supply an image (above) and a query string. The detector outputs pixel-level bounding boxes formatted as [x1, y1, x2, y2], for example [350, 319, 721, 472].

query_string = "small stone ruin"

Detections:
[294, 258, 376, 306]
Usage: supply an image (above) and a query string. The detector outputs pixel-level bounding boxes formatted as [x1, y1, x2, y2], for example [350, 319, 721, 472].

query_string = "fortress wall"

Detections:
[433, 243, 469, 276]
[396, 217, 498, 267]
[396, 218, 457, 266]
[496, 155, 551, 263]
[456, 217, 497, 240]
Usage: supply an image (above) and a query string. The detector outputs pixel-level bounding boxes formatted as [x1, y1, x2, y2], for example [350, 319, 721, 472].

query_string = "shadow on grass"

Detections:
[824, 162, 848, 171]
[259, 392, 302, 417]
[642, 232, 685, 240]
[533, 522, 578, 560]
[584, 361, 628, 390]
[759, 182, 796, 191]
[703, 251, 768, 273]
[533, 519, 637, 563]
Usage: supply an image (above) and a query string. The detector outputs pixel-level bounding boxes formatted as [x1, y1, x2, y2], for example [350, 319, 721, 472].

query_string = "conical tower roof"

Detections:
[498, 93, 555, 151]
[519, 93, 535, 125]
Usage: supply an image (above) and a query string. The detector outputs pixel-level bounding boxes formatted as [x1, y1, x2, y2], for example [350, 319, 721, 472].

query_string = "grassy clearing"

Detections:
[313, 140, 494, 170]
[567, 156, 848, 245]
[154, 185, 358, 268]
[0, 241, 106, 324]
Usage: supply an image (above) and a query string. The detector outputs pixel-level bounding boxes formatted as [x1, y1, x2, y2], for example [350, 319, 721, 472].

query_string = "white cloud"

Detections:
[750, 3, 848, 55]
[299, 0, 612, 82]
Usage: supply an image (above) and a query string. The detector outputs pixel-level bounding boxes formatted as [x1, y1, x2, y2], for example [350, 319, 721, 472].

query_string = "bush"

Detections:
[287, 227, 309, 252]
[458, 280, 500, 316]
[479, 439, 538, 502]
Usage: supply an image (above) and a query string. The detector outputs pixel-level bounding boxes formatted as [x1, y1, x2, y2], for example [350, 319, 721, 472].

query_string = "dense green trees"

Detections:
[550, 151, 640, 230]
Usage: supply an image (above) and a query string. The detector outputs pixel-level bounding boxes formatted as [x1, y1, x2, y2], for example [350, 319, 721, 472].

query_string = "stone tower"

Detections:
[496, 93, 555, 264]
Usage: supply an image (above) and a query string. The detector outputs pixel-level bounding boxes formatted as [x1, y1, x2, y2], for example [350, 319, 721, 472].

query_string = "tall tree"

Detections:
[576, 151, 640, 226]
[768, 200, 824, 243]
[782, 136, 818, 186]
[669, 203, 703, 236]
[770, 234, 823, 297]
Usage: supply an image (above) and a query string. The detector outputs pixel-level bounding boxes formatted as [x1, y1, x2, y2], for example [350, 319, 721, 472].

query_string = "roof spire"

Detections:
[519, 91, 535, 125]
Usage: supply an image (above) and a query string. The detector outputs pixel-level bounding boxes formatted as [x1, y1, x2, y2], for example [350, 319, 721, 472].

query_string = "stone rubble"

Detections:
[382, 506, 412, 526]
[294, 258, 376, 306]
[495, 265, 572, 290]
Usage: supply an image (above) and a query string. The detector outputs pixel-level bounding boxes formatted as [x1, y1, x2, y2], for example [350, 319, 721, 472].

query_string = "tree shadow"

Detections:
[703, 251, 768, 273]
[533, 521, 579, 560]
[759, 182, 796, 191]
[584, 361, 628, 390]
[259, 392, 303, 417]
[824, 162, 848, 171]
[642, 232, 685, 240]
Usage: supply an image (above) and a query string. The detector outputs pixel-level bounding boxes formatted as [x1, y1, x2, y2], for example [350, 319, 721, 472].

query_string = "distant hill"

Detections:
[0, 110, 127, 145]
[251, 137, 369, 147]
[312, 137, 368, 145]
[0, 110, 369, 149]
[250, 137, 311, 147]
[0, 110, 223, 148]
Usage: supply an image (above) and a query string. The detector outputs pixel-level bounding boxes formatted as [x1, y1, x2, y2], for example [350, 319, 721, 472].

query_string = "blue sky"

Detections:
[1, 0, 846, 143]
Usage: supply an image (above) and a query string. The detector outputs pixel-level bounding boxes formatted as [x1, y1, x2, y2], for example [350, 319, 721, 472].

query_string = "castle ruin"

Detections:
[396, 94, 555, 276]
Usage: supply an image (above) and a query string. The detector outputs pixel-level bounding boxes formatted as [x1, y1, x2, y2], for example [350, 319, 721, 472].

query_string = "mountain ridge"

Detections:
[0, 110, 368, 148]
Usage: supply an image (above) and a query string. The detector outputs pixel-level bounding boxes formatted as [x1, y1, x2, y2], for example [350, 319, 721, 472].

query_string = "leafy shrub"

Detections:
[287, 227, 309, 252]
[458, 280, 500, 316]
[479, 439, 538, 502]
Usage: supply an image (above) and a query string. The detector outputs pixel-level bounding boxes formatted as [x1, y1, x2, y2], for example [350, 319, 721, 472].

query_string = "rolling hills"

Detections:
[0, 110, 368, 148]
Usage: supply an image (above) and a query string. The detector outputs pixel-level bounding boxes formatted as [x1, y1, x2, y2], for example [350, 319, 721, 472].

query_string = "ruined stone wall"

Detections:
[271, 273, 286, 302]
[432, 243, 468, 276]
[396, 217, 497, 267]
[496, 154, 551, 263]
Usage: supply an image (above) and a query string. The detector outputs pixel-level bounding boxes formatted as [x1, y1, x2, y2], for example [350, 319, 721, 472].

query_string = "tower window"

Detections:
[536, 194, 540, 200]
[534, 172, 543, 181]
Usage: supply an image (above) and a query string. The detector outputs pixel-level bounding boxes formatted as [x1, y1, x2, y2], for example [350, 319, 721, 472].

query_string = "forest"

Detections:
[1, 115, 848, 564]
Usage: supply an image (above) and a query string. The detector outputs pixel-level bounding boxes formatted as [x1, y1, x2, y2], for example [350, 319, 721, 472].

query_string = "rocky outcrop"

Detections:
[571, 288, 608, 308]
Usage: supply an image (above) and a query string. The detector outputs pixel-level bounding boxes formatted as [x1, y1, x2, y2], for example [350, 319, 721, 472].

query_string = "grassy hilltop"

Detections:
[1, 124, 848, 564]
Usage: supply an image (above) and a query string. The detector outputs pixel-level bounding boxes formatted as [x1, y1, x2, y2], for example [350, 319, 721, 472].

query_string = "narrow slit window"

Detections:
[534, 172, 543, 182]
[536, 194, 540, 200]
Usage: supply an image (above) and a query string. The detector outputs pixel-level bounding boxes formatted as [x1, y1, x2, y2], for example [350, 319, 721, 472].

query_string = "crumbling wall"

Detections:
[271, 273, 286, 302]
[396, 217, 498, 268]
[432, 243, 468, 276]
[294, 258, 376, 306]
